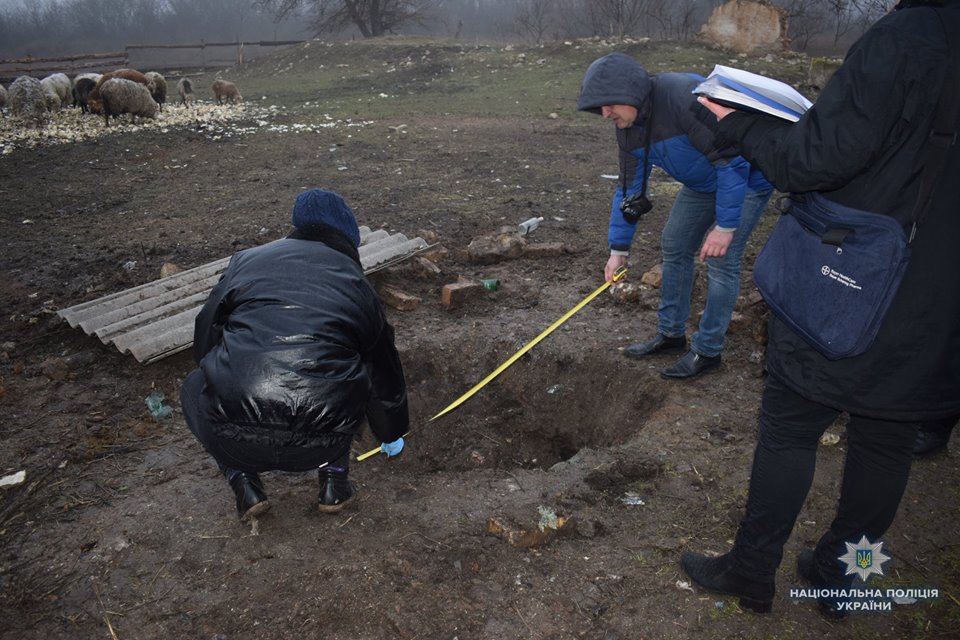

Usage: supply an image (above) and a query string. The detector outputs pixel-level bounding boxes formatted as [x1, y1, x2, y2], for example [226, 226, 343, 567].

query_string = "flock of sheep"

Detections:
[0, 69, 243, 127]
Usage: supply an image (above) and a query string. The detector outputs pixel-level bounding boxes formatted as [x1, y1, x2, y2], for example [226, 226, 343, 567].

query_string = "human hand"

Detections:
[699, 228, 734, 261]
[697, 96, 736, 121]
[605, 255, 627, 283]
[380, 437, 404, 458]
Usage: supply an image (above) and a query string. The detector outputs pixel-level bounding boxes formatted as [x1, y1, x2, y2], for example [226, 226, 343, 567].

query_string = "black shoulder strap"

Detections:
[620, 109, 654, 202]
[909, 8, 960, 242]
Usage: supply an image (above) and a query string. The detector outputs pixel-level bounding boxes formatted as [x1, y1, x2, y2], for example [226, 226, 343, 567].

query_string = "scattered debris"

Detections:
[481, 278, 500, 291]
[517, 216, 543, 236]
[620, 494, 645, 506]
[676, 580, 695, 593]
[377, 284, 421, 311]
[820, 432, 841, 446]
[487, 506, 572, 548]
[145, 391, 173, 419]
[609, 281, 640, 304]
[0, 470, 26, 488]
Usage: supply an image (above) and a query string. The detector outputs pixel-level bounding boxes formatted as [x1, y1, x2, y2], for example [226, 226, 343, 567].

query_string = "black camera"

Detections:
[620, 193, 653, 224]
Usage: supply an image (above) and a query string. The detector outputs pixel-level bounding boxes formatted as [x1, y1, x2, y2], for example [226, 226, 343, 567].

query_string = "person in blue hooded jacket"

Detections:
[180, 188, 408, 521]
[578, 53, 772, 379]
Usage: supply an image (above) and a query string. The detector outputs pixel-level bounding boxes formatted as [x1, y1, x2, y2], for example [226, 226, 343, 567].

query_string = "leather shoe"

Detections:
[623, 333, 687, 359]
[797, 549, 850, 619]
[318, 467, 356, 513]
[913, 427, 952, 458]
[680, 551, 774, 613]
[661, 350, 721, 379]
[228, 472, 270, 521]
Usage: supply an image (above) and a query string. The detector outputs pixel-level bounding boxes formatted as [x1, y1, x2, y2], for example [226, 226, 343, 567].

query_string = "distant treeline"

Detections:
[0, 0, 889, 59]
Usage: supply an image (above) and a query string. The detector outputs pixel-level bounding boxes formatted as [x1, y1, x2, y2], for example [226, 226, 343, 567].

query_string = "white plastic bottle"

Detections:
[518, 216, 544, 236]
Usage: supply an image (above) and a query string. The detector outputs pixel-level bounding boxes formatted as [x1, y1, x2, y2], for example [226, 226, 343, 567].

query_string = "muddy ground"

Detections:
[0, 38, 958, 639]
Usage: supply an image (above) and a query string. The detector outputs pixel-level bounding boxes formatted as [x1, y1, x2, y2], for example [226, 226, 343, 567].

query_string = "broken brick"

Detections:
[378, 285, 421, 311]
[442, 278, 482, 308]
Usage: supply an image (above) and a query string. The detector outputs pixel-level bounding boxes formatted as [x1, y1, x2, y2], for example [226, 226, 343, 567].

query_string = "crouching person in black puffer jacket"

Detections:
[180, 188, 408, 521]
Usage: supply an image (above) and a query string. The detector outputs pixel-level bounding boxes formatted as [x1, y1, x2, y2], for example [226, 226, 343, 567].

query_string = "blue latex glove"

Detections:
[380, 437, 404, 457]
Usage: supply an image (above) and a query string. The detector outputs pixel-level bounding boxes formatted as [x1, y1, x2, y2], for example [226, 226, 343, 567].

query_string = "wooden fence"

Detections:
[0, 39, 304, 81]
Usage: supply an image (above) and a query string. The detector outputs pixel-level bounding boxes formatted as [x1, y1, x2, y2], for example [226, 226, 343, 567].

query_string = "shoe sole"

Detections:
[240, 500, 271, 521]
[318, 493, 356, 514]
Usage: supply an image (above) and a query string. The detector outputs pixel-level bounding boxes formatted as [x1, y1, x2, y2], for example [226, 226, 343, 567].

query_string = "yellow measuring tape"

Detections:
[357, 266, 627, 461]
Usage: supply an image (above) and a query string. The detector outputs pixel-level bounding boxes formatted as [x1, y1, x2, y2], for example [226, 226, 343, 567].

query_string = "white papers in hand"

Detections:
[693, 65, 813, 122]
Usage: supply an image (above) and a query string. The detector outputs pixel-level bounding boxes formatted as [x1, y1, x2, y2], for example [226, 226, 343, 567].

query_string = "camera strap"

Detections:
[620, 108, 653, 203]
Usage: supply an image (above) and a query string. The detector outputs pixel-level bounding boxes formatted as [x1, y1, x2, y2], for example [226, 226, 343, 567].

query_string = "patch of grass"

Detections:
[231, 37, 786, 122]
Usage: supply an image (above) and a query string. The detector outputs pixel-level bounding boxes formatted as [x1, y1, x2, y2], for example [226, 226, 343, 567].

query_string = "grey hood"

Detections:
[577, 53, 652, 115]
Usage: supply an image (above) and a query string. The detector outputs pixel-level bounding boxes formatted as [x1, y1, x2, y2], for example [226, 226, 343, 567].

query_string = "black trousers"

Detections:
[180, 369, 350, 474]
[731, 373, 918, 583]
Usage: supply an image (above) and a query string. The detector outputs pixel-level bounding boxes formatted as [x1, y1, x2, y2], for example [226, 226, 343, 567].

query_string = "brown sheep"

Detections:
[144, 71, 167, 111]
[87, 69, 153, 115]
[212, 79, 242, 105]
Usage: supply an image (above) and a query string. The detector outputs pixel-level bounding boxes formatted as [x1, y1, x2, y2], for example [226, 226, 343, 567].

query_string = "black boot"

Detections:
[796, 549, 851, 619]
[680, 551, 774, 613]
[227, 471, 270, 521]
[623, 333, 687, 359]
[661, 350, 721, 379]
[913, 421, 954, 458]
[318, 465, 355, 513]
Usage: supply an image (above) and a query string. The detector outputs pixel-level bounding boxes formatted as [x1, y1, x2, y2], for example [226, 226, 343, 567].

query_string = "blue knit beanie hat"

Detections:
[291, 188, 361, 247]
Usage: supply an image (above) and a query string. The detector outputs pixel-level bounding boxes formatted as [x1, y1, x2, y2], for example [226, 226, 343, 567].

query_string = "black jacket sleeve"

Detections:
[363, 320, 409, 443]
[192, 269, 234, 364]
[717, 21, 914, 194]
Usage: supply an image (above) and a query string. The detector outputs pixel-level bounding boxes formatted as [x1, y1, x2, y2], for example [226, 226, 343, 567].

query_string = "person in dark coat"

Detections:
[577, 53, 772, 379]
[181, 188, 408, 521]
[681, 0, 960, 616]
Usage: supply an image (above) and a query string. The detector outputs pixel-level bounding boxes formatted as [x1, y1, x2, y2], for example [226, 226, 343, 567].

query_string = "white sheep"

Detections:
[177, 77, 195, 107]
[212, 79, 242, 105]
[40, 72, 71, 110]
[9, 75, 48, 127]
[144, 71, 167, 111]
[99, 77, 158, 126]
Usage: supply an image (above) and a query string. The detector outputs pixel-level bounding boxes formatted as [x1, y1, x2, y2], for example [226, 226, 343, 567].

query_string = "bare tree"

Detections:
[776, 0, 831, 51]
[587, 0, 648, 38]
[514, 0, 555, 44]
[645, 0, 701, 40]
[256, 0, 439, 37]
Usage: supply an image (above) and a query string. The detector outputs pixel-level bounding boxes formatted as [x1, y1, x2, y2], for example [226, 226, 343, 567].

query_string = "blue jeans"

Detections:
[658, 185, 772, 356]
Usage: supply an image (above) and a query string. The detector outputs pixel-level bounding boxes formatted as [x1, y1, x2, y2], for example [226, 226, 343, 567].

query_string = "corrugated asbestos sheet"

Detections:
[57, 227, 429, 364]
